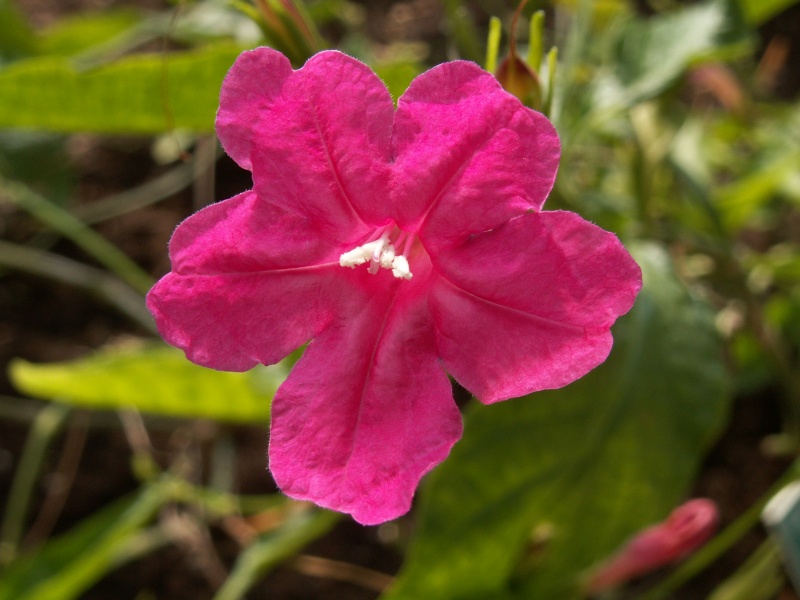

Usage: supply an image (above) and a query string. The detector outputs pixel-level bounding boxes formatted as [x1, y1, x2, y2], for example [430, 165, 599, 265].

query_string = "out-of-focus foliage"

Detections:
[9, 343, 287, 423]
[0, 44, 242, 133]
[0, 480, 173, 600]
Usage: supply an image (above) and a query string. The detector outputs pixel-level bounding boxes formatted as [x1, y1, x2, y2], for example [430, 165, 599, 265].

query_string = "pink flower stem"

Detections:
[401, 232, 416, 257]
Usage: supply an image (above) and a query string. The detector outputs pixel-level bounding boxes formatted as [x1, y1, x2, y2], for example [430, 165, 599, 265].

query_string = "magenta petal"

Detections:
[218, 48, 395, 237]
[146, 191, 350, 371]
[430, 211, 642, 403]
[216, 47, 293, 171]
[391, 60, 559, 250]
[269, 268, 462, 525]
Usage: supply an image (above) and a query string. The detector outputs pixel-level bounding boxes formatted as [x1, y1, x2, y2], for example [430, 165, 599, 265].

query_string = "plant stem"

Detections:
[0, 403, 71, 566]
[1, 177, 154, 294]
[0, 240, 155, 332]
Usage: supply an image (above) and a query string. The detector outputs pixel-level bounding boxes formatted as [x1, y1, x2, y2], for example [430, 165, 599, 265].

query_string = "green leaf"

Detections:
[385, 243, 731, 600]
[9, 342, 286, 423]
[37, 10, 142, 57]
[715, 150, 800, 231]
[0, 478, 175, 600]
[0, 0, 38, 61]
[374, 60, 422, 103]
[736, 0, 800, 26]
[600, 0, 752, 107]
[0, 43, 243, 134]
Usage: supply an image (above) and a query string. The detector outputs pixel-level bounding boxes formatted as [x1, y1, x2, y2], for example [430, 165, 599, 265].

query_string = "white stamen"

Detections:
[339, 232, 414, 280]
[340, 241, 383, 268]
[391, 255, 412, 280]
[380, 245, 395, 269]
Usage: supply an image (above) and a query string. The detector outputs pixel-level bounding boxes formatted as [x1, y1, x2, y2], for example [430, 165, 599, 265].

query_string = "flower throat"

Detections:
[339, 224, 416, 280]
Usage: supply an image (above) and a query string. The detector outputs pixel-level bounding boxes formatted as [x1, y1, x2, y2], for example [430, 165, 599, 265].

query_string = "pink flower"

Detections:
[146, 48, 642, 525]
[585, 499, 719, 594]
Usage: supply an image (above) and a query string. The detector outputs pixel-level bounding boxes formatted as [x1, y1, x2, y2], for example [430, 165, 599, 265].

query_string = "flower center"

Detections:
[339, 224, 416, 280]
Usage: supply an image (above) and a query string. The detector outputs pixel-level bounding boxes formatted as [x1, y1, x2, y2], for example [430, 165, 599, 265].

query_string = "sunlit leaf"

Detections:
[385, 243, 731, 600]
[0, 44, 243, 133]
[9, 342, 284, 423]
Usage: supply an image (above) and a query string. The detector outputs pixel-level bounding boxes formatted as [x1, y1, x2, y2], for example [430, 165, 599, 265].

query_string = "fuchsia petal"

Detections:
[216, 48, 293, 171]
[391, 60, 559, 251]
[269, 264, 463, 525]
[146, 191, 351, 371]
[430, 211, 642, 403]
[218, 48, 395, 238]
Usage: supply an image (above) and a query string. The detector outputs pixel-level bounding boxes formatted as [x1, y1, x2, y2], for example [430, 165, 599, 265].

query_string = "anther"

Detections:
[339, 225, 414, 280]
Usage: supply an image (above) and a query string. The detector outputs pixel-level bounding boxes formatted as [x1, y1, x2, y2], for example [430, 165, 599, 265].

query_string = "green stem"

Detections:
[543, 47, 558, 118]
[0, 404, 71, 566]
[71, 154, 210, 224]
[485, 16, 502, 73]
[527, 10, 545, 73]
[0, 240, 155, 332]
[1, 177, 153, 294]
[214, 509, 340, 600]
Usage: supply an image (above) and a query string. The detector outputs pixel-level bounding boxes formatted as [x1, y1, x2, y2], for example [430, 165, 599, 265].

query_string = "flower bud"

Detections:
[585, 498, 719, 594]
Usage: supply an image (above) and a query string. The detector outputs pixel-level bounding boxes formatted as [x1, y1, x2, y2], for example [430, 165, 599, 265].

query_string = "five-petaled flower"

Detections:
[147, 47, 642, 525]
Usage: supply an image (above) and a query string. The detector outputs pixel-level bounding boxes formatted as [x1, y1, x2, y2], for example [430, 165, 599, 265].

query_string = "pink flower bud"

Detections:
[585, 499, 718, 594]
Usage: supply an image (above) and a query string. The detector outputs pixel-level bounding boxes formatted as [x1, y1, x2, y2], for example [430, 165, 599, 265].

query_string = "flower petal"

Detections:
[146, 191, 351, 371]
[430, 211, 642, 403]
[269, 265, 462, 525]
[391, 60, 559, 250]
[216, 47, 293, 172]
[218, 48, 395, 237]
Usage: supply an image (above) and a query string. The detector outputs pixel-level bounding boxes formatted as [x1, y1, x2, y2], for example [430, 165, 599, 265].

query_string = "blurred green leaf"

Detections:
[37, 10, 142, 57]
[9, 342, 285, 423]
[0, 43, 242, 133]
[598, 0, 752, 108]
[0, 132, 73, 205]
[374, 60, 422, 103]
[385, 243, 731, 600]
[706, 540, 784, 600]
[0, 478, 174, 600]
[0, 0, 37, 61]
[715, 151, 800, 231]
[736, 0, 800, 26]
